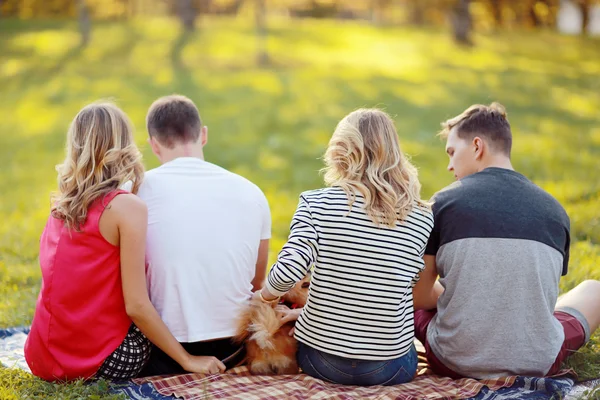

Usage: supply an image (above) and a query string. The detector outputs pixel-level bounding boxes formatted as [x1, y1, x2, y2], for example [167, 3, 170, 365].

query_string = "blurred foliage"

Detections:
[0, 0, 597, 29]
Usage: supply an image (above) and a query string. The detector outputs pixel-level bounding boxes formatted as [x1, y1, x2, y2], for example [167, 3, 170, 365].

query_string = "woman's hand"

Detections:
[275, 305, 302, 336]
[252, 287, 280, 303]
[181, 355, 226, 374]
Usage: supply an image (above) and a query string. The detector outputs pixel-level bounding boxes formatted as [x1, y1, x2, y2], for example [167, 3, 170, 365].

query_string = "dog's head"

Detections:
[281, 270, 311, 308]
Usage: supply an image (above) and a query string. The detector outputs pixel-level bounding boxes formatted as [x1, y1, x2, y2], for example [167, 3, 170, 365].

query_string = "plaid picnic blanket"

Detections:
[0, 328, 581, 400]
[133, 366, 519, 400]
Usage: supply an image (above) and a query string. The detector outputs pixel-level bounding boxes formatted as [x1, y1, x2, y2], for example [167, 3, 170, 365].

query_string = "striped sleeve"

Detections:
[265, 195, 317, 297]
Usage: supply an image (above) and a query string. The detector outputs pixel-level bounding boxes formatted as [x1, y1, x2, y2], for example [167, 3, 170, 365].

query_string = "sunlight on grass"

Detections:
[0, 16, 598, 397]
[9, 30, 79, 57]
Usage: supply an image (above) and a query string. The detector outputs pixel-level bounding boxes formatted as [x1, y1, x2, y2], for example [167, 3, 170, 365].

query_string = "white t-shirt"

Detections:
[136, 157, 271, 342]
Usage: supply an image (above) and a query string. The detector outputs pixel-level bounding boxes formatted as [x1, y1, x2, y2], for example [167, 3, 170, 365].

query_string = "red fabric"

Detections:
[25, 190, 131, 381]
[414, 309, 586, 379]
[414, 309, 465, 379]
[546, 311, 586, 376]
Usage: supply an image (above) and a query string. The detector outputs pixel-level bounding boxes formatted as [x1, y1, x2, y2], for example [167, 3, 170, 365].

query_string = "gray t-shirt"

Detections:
[425, 167, 570, 379]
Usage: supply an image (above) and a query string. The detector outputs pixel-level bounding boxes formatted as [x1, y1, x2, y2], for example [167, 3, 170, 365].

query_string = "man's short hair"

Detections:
[439, 102, 512, 156]
[147, 95, 202, 148]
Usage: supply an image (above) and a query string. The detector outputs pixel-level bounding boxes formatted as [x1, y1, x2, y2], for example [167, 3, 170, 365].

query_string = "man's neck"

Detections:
[478, 156, 514, 173]
[160, 144, 204, 164]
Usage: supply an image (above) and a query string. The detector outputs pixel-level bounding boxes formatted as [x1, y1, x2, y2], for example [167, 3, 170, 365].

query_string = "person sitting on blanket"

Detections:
[136, 95, 271, 376]
[257, 109, 434, 386]
[24, 102, 225, 382]
[411, 102, 600, 379]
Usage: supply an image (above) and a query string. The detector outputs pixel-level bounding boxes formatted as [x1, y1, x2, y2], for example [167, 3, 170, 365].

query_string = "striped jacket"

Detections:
[266, 187, 434, 360]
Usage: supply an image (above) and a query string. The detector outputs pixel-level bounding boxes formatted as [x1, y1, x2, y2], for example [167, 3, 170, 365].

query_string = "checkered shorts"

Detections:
[95, 324, 151, 380]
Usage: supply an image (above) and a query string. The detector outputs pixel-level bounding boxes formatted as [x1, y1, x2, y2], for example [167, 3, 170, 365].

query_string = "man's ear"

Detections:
[148, 136, 162, 159]
[201, 126, 208, 147]
[473, 137, 484, 161]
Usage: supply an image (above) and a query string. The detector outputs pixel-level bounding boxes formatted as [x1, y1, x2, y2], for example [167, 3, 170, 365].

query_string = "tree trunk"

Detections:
[409, 0, 426, 25]
[580, 0, 590, 34]
[78, 0, 90, 46]
[126, 0, 135, 18]
[451, 0, 472, 45]
[529, 0, 541, 26]
[371, 0, 385, 25]
[256, 0, 269, 66]
[489, 0, 503, 28]
[179, 0, 195, 32]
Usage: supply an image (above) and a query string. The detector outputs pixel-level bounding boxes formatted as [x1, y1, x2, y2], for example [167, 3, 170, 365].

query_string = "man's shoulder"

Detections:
[431, 180, 464, 206]
[526, 182, 569, 222]
[136, 165, 166, 197]
[142, 162, 172, 181]
[220, 169, 267, 199]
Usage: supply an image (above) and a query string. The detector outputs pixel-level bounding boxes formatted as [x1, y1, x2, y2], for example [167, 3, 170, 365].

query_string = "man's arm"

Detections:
[251, 239, 269, 291]
[413, 255, 443, 310]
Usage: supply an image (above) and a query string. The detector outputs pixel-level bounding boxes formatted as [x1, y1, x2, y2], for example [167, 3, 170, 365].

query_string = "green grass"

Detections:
[0, 368, 126, 400]
[0, 16, 599, 398]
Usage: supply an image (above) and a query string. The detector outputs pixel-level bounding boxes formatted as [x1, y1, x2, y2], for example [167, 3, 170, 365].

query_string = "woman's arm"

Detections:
[260, 195, 318, 301]
[114, 194, 225, 374]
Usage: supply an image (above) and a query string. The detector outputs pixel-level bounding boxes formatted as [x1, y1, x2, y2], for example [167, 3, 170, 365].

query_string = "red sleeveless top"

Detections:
[25, 190, 132, 381]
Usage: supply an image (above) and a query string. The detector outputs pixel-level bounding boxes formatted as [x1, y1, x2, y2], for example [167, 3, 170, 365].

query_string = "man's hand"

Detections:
[181, 355, 226, 374]
[413, 255, 442, 310]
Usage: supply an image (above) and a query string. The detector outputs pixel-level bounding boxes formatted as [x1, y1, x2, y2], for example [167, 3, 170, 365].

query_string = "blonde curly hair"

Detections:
[51, 102, 144, 231]
[323, 109, 429, 227]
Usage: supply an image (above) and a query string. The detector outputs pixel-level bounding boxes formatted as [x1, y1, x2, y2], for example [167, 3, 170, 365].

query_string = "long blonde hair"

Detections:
[51, 102, 144, 231]
[323, 109, 429, 227]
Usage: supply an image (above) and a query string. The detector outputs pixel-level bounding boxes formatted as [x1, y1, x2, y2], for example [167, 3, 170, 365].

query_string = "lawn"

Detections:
[0, 16, 599, 399]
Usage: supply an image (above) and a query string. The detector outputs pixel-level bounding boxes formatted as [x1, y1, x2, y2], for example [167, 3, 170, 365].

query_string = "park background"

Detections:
[0, 0, 599, 398]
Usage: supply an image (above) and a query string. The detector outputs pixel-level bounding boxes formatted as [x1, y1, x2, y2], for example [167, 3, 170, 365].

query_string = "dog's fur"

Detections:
[234, 273, 310, 375]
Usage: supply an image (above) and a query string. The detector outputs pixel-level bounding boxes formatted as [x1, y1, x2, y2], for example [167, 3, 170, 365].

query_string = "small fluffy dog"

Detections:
[234, 273, 310, 375]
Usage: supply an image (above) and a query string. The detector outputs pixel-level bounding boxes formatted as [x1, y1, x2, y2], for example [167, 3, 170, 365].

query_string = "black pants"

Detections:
[138, 337, 245, 377]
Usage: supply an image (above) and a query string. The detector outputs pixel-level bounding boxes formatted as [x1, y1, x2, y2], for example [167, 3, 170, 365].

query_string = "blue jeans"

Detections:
[297, 342, 417, 386]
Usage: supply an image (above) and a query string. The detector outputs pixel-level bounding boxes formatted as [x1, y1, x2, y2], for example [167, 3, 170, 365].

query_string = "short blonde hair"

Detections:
[52, 102, 144, 230]
[440, 102, 512, 155]
[322, 109, 429, 228]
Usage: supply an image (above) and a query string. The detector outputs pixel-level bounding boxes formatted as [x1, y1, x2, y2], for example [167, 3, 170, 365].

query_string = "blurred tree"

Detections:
[527, 0, 547, 26]
[489, 0, 503, 27]
[213, 0, 243, 15]
[577, 0, 591, 33]
[0, 0, 596, 39]
[126, 0, 136, 18]
[451, 0, 473, 44]
[78, 0, 91, 46]
[180, 0, 195, 31]
[256, 0, 269, 66]
[371, 0, 392, 25]
[408, 1, 426, 25]
[289, 0, 339, 19]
